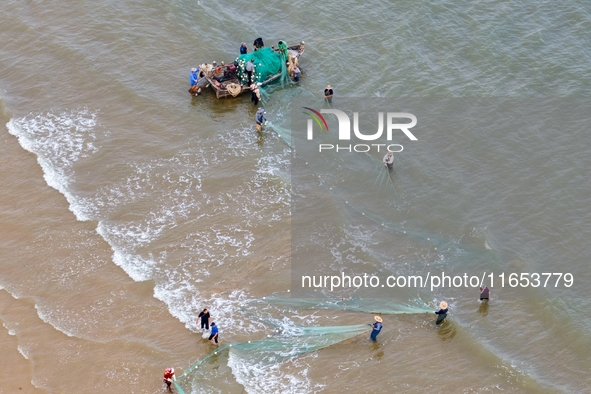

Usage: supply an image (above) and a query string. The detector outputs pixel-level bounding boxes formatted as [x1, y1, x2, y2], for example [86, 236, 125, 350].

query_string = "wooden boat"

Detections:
[194, 41, 305, 99]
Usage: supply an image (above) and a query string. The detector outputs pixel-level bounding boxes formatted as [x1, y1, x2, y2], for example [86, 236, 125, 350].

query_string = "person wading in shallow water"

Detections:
[324, 84, 333, 103]
[370, 316, 383, 341]
[255, 107, 267, 132]
[479, 286, 490, 301]
[383, 151, 394, 169]
[435, 301, 448, 325]
[251, 83, 261, 106]
[163, 368, 176, 392]
[197, 308, 211, 331]
[209, 322, 219, 346]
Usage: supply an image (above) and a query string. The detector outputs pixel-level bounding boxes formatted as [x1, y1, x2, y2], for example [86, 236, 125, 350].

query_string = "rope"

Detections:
[306, 33, 373, 45]
[226, 82, 241, 97]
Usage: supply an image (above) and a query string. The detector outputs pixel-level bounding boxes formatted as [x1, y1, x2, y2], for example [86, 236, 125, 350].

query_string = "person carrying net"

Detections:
[163, 368, 176, 392]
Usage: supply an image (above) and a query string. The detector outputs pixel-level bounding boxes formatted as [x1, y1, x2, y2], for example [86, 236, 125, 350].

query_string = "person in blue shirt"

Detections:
[370, 316, 383, 341]
[190, 67, 199, 86]
[208, 322, 219, 346]
[240, 42, 248, 55]
[189, 67, 203, 96]
[435, 301, 448, 325]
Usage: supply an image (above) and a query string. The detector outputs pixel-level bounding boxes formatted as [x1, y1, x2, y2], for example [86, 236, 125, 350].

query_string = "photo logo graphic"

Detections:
[303, 107, 329, 136]
[303, 108, 418, 153]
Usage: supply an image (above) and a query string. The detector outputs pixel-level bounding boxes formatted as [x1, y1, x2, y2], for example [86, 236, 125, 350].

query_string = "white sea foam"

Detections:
[2, 321, 16, 336]
[6, 110, 98, 221]
[153, 277, 267, 337]
[228, 353, 318, 394]
[34, 304, 79, 338]
[6, 109, 307, 391]
[16, 343, 31, 360]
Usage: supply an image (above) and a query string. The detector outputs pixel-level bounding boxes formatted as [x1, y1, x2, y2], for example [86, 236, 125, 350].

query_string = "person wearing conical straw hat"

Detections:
[323, 84, 333, 104]
[435, 301, 448, 325]
[370, 315, 383, 341]
[383, 151, 394, 169]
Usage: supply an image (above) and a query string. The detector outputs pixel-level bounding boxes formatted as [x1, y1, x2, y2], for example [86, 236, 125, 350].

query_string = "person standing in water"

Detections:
[324, 84, 333, 103]
[255, 107, 267, 132]
[163, 368, 176, 392]
[291, 65, 301, 82]
[435, 301, 448, 325]
[197, 308, 211, 331]
[209, 322, 219, 346]
[479, 286, 490, 301]
[370, 316, 383, 341]
[383, 151, 394, 169]
[251, 83, 261, 106]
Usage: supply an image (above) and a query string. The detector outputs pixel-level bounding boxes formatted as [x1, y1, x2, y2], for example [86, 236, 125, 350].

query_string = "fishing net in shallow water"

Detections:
[266, 121, 467, 246]
[256, 292, 433, 315]
[262, 101, 506, 275]
[174, 324, 370, 393]
[235, 44, 290, 87]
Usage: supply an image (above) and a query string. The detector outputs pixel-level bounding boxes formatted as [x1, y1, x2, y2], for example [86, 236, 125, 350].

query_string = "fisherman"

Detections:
[291, 65, 301, 83]
[197, 308, 211, 331]
[370, 316, 383, 341]
[190, 68, 199, 86]
[479, 286, 490, 301]
[435, 301, 448, 325]
[255, 107, 267, 132]
[163, 368, 176, 392]
[251, 83, 261, 106]
[383, 151, 394, 169]
[212, 61, 224, 77]
[245, 58, 254, 85]
[253, 37, 264, 51]
[324, 84, 333, 103]
[240, 42, 248, 55]
[208, 322, 219, 346]
[188, 67, 202, 96]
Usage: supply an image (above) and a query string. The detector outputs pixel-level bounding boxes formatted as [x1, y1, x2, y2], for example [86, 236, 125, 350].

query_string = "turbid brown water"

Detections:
[1, 1, 590, 393]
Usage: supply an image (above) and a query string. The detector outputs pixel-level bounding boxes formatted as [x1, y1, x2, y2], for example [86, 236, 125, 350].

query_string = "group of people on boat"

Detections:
[188, 37, 303, 98]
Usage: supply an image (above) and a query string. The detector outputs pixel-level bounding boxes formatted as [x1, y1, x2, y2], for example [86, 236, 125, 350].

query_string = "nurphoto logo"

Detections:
[303, 107, 418, 153]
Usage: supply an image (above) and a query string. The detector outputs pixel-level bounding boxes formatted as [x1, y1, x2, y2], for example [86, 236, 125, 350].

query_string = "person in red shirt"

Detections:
[163, 367, 176, 392]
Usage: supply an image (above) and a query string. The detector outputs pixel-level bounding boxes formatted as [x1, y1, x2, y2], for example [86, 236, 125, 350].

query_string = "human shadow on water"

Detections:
[436, 319, 457, 342]
[256, 128, 267, 148]
[373, 348, 385, 361]
[478, 300, 489, 317]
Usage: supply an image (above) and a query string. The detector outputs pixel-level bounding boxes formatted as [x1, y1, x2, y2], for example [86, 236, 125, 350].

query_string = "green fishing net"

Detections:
[174, 324, 371, 393]
[228, 324, 371, 364]
[259, 293, 433, 315]
[235, 43, 290, 87]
